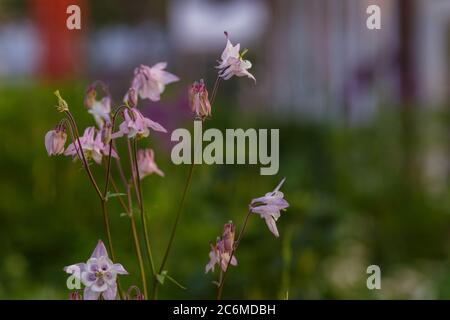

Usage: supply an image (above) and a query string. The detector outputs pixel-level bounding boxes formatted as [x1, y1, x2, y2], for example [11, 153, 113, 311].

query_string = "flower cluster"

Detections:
[64, 126, 118, 165]
[45, 31, 288, 300]
[206, 179, 289, 278]
[46, 61, 177, 300]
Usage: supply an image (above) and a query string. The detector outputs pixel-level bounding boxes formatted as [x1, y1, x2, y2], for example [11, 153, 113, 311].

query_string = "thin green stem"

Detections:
[110, 176, 148, 299]
[127, 138, 157, 288]
[153, 162, 195, 299]
[153, 76, 221, 298]
[210, 76, 221, 106]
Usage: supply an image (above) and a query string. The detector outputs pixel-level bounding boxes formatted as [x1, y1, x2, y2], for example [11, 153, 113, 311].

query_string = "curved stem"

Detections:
[64, 111, 103, 201]
[217, 209, 252, 300]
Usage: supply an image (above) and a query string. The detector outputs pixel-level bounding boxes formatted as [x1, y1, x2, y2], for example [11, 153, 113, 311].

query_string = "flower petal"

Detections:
[83, 287, 100, 300]
[102, 285, 117, 300]
[264, 216, 280, 237]
[112, 263, 129, 275]
[91, 240, 108, 259]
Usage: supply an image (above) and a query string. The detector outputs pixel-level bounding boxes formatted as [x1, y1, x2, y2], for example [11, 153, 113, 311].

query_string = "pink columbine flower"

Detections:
[64, 126, 118, 164]
[205, 222, 237, 273]
[64, 240, 128, 300]
[216, 32, 255, 82]
[45, 124, 67, 156]
[249, 178, 289, 237]
[189, 79, 211, 120]
[113, 108, 167, 139]
[137, 148, 164, 179]
[84, 82, 111, 128]
[125, 63, 179, 103]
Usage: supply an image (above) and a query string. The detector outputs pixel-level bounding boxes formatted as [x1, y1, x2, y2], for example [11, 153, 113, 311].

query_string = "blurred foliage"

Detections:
[0, 82, 450, 300]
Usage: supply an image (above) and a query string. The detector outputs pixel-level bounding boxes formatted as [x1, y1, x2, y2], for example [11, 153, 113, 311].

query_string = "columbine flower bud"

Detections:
[126, 286, 145, 300]
[69, 291, 82, 300]
[222, 221, 235, 253]
[189, 79, 211, 120]
[54, 90, 69, 112]
[45, 124, 67, 156]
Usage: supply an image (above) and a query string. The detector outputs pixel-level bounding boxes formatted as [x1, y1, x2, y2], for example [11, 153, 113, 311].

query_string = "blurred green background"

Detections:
[1, 0, 450, 299]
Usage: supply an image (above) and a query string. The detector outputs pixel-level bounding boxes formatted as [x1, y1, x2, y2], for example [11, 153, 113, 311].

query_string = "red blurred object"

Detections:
[31, 0, 87, 79]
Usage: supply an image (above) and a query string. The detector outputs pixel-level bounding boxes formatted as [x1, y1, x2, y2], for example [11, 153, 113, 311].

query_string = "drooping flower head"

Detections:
[64, 126, 118, 164]
[205, 222, 238, 274]
[137, 148, 164, 179]
[222, 222, 235, 252]
[189, 79, 211, 120]
[249, 178, 289, 237]
[45, 124, 67, 156]
[216, 32, 255, 82]
[124, 87, 138, 108]
[84, 81, 111, 129]
[113, 108, 167, 140]
[125, 63, 179, 103]
[64, 240, 128, 300]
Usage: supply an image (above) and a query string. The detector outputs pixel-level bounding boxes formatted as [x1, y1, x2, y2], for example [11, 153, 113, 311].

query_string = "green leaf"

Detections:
[105, 191, 126, 201]
[165, 274, 187, 290]
[156, 270, 186, 290]
[156, 270, 168, 285]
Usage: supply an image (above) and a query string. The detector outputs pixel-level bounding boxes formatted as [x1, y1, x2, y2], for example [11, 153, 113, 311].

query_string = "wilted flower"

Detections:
[113, 108, 167, 139]
[124, 87, 138, 108]
[249, 178, 289, 237]
[100, 122, 112, 146]
[64, 126, 118, 164]
[84, 82, 111, 128]
[222, 222, 235, 252]
[189, 79, 211, 120]
[126, 63, 179, 103]
[54, 90, 69, 112]
[137, 148, 164, 179]
[205, 222, 238, 274]
[64, 240, 128, 300]
[216, 32, 255, 82]
[45, 125, 67, 156]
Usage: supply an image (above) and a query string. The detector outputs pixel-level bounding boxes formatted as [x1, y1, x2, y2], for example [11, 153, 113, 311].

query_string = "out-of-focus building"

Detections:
[0, 0, 449, 119]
